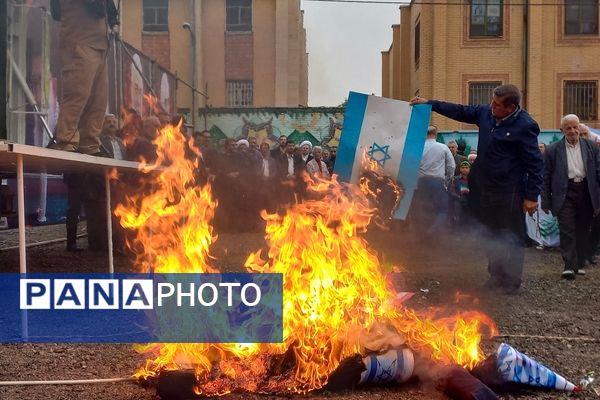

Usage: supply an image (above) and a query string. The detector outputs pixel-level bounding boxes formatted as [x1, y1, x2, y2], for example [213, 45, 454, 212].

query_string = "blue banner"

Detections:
[0, 273, 283, 343]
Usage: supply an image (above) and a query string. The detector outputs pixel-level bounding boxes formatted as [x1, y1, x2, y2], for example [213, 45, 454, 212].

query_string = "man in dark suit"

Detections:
[271, 135, 288, 158]
[411, 84, 543, 294]
[256, 142, 278, 215]
[276, 139, 305, 206]
[447, 139, 467, 176]
[542, 114, 600, 279]
[99, 114, 126, 159]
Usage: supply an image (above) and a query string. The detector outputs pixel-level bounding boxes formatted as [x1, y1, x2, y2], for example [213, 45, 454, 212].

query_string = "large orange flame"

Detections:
[115, 122, 217, 274]
[116, 117, 497, 395]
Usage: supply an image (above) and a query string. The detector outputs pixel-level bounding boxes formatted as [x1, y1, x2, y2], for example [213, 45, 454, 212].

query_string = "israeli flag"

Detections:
[335, 92, 431, 220]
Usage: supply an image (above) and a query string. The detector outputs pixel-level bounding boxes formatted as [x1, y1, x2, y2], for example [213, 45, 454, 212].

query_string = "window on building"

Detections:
[227, 80, 253, 106]
[565, 0, 599, 35]
[469, 0, 503, 37]
[414, 20, 420, 67]
[469, 81, 501, 105]
[143, 0, 168, 32]
[226, 0, 252, 32]
[564, 81, 598, 121]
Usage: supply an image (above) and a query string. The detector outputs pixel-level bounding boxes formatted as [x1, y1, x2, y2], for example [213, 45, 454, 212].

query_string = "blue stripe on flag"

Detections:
[335, 91, 368, 182]
[394, 104, 432, 219]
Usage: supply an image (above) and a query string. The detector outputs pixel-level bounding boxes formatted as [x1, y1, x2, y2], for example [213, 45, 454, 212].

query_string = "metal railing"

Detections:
[564, 80, 598, 121]
[468, 81, 501, 105]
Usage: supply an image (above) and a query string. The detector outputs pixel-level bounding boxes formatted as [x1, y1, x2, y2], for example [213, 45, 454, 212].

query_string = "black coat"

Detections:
[429, 101, 543, 201]
[276, 153, 305, 179]
[100, 134, 126, 159]
[127, 137, 157, 163]
[542, 137, 600, 215]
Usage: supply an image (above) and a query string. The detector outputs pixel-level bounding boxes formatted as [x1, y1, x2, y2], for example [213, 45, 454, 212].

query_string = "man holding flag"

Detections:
[411, 84, 543, 295]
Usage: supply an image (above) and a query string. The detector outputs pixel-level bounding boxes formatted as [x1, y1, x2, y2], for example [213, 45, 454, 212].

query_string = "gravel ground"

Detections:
[0, 224, 599, 400]
[0, 224, 85, 249]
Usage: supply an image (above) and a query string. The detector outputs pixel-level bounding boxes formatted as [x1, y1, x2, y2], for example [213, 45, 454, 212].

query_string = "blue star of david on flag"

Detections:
[375, 357, 396, 382]
[367, 142, 392, 167]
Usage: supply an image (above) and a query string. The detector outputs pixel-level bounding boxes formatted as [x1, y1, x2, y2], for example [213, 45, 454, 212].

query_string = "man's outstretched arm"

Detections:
[409, 96, 482, 125]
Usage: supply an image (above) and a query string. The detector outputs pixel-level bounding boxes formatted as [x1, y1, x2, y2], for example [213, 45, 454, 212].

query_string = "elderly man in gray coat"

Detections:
[542, 114, 600, 279]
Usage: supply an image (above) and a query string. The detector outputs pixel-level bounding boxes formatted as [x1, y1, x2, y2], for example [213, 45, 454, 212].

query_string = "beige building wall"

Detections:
[120, 0, 142, 49]
[253, 0, 276, 106]
[382, 2, 600, 130]
[299, 12, 309, 107]
[382, 46, 390, 98]
[121, 0, 308, 118]
[121, 0, 194, 112]
[201, 0, 226, 107]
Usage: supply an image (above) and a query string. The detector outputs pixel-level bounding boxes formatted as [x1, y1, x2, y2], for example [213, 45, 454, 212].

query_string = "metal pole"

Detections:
[105, 171, 114, 274]
[7, 50, 54, 141]
[113, 32, 158, 99]
[191, 34, 197, 130]
[184, 18, 198, 130]
[17, 153, 28, 340]
[17, 154, 26, 273]
[0, 377, 135, 386]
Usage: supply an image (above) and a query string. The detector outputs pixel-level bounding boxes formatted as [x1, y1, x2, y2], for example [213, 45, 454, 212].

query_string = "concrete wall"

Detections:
[199, 107, 344, 148]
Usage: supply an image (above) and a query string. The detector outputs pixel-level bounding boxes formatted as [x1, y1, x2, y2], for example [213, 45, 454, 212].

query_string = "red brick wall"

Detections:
[142, 34, 171, 69]
[225, 33, 253, 80]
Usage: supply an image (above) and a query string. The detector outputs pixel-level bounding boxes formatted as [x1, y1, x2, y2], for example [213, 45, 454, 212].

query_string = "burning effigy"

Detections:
[113, 121, 577, 399]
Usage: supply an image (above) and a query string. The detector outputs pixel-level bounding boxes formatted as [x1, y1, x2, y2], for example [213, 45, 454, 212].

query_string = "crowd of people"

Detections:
[59, 76, 600, 294]
[194, 131, 336, 232]
[66, 110, 340, 252]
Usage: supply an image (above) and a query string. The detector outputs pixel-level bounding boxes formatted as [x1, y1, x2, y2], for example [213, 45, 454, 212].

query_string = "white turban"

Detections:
[300, 140, 312, 149]
[236, 139, 249, 148]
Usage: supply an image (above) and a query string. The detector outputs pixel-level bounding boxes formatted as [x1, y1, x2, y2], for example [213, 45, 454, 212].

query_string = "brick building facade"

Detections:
[120, 0, 308, 124]
[382, 1, 600, 130]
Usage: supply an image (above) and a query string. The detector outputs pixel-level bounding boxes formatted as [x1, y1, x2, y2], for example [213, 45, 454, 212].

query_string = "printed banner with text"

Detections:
[0, 273, 283, 343]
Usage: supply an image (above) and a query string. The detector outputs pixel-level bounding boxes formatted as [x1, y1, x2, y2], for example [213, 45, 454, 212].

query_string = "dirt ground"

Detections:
[0, 223, 599, 400]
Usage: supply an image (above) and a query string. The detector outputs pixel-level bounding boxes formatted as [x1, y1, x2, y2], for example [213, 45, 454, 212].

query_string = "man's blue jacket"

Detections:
[428, 100, 544, 201]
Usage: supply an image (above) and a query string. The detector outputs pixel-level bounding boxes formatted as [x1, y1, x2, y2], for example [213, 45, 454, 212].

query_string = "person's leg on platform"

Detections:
[78, 48, 108, 155]
[53, 43, 104, 152]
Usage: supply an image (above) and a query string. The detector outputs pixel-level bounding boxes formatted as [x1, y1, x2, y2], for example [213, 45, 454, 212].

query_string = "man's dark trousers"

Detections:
[480, 189, 526, 289]
[557, 181, 593, 271]
[65, 173, 84, 248]
[412, 176, 448, 237]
